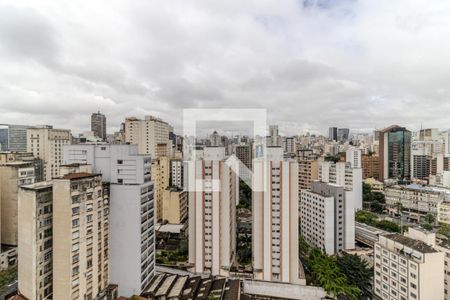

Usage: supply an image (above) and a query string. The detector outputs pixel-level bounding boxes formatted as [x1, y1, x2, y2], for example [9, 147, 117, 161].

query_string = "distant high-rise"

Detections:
[0, 124, 29, 152]
[209, 130, 222, 147]
[234, 144, 252, 181]
[90, 111, 107, 140]
[267, 125, 281, 147]
[252, 147, 304, 284]
[27, 126, 71, 181]
[188, 147, 237, 277]
[125, 115, 171, 158]
[283, 137, 296, 155]
[328, 127, 338, 141]
[337, 128, 350, 142]
[378, 125, 412, 182]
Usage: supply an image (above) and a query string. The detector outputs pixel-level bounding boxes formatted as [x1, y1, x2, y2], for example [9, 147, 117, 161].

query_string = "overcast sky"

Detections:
[1, 0, 450, 136]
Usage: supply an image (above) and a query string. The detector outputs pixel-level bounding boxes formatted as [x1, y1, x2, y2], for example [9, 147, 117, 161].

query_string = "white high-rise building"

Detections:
[319, 161, 363, 210]
[346, 147, 362, 169]
[125, 116, 171, 158]
[27, 126, 71, 181]
[187, 147, 237, 276]
[252, 147, 304, 284]
[63, 144, 154, 296]
[300, 181, 355, 255]
[170, 159, 183, 189]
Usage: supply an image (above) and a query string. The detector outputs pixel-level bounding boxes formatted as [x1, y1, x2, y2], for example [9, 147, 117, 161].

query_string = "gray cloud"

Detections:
[1, 0, 450, 136]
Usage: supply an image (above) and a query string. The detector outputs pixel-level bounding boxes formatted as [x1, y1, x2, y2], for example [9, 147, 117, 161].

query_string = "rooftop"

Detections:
[21, 181, 53, 190]
[60, 163, 89, 167]
[384, 233, 438, 254]
[62, 172, 98, 180]
[142, 274, 240, 300]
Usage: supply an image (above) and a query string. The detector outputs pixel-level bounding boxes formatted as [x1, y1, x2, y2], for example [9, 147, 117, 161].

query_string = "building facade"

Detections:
[63, 144, 155, 296]
[379, 125, 412, 182]
[300, 181, 355, 255]
[188, 147, 237, 277]
[170, 159, 184, 190]
[234, 144, 252, 181]
[252, 147, 303, 284]
[91, 112, 107, 140]
[152, 157, 170, 222]
[0, 162, 35, 246]
[0, 124, 29, 152]
[124, 116, 171, 158]
[297, 158, 319, 191]
[384, 185, 444, 222]
[361, 154, 380, 180]
[319, 161, 363, 210]
[27, 126, 71, 181]
[162, 188, 188, 224]
[328, 127, 338, 142]
[52, 173, 109, 300]
[374, 233, 444, 300]
[18, 181, 53, 300]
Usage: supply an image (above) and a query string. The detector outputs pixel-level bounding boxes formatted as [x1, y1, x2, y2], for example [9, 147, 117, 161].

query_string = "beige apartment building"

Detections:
[18, 181, 53, 300]
[0, 161, 35, 245]
[52, 173, 109, 300]
[374, 231, 444, 300]
[27, 126, 71, 181]
[124, 116, 171, 158]
[162, 187, 187, 224]
[152, 156, 170, 222]
[188, 147, 237, 277]
[18, 172, 109, 300]
[384, 185, 445, 222]
[252, 147, 304, 284]
[297, 157, 319, 190]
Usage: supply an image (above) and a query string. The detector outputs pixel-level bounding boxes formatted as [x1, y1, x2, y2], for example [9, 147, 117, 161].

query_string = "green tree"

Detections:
[362, 182, 372, 196]
[421, 223, 433, 230]
[337, 254, 373, 298]
[238, 180, 251, 208]
[308, 249, 361, 300]
[325, 154, 340, 163]
[237, 234, 252, 265]
[424, 213, 436, 225]
[376, 220, 401, 232]
[438, 223, 450, 238]
[355, 210, 377, 225]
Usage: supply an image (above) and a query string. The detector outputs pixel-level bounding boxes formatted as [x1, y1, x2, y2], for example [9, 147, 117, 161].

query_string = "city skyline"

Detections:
[2, 1, 450, 135]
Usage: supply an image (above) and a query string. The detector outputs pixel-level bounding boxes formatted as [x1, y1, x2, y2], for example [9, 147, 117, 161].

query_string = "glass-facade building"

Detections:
[379, 125, 411, 182]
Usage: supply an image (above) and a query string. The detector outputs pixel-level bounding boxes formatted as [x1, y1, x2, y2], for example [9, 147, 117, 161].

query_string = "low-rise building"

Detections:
[374, 232, 444, 300]
[384, 184, 446, 222]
